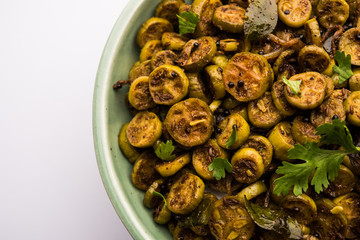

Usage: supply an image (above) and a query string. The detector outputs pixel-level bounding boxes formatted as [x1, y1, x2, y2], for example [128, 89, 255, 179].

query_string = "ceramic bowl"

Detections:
[93, 0, 192, 239]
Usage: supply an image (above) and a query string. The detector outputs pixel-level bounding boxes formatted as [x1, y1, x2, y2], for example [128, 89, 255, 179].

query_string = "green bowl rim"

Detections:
[92, 0, 146, 239]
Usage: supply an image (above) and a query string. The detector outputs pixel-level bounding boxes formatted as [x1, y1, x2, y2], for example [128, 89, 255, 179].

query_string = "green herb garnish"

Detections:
[283, 76, 302, 97]
[208, 157, 232, 181]
[333, 50, 354, 84]
[274, 119, 360, 196]
[153, 191, 167, 207]
[177, 11, 199, 35]
[244, 0, 278, 41]
[225, 125, 237, 148]
[244, 197, 303, 239]
[155, 140, 176, 161]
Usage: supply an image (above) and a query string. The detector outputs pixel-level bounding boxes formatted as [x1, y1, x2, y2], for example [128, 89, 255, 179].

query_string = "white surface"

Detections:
[0, 0, 133, 239]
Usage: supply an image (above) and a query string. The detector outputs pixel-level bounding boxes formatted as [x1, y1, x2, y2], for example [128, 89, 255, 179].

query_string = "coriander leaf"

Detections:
[244, 0, 278, 41]
[244, 198, 303, 239]
[225, 125, 237, 148]
[153, 191, 167, 207]
[208, 157, 232, 181]
[274, 142, 348, 196]
[177, 11, 199, 35]
[333, 50, 353, 84]
[155, 140, 176, 161]
[283, 76, 302, 97]
[316, 119, 360, 152]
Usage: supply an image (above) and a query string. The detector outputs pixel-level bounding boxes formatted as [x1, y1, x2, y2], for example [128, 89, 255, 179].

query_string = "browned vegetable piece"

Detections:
[268, 121, 295, 161]
[333, 193, 360, 239]
[126, 111, 162, 148]
[228, 0, 249, 8]
[311, 198, 348, 239]
[215, 112, 250, 150]
[324, 74, 334, 99]
[164, 98, 213, 147]
[118, 123, 141, 164]
[177, 37, 217, 72]
[324, 165, 355, 198]
[212, 4, 246, 33]
[136, 17, 174, 48]
[149, 64, 189, 105]
[349, 69, 360, 91]
[161, 32, 189, 51]
[167, 172, 205, 215]
[155, 153, 191, 177]
[143, 179, 166, 208]
[192, 139, 228, 180]
[150, 50, 177, 70]
[209, 196, 255, 240]
[172, 223, 207, 240]
[139, 40, 163, 62]
[218, 39, 239, 52]
[131, 150, 161, 190]
[271, 79, 297, 117]
[191, 0, 223, 37]
[153, 199, 172, 224]
[204, 65, 226, 100]
[339, 27, 360, 66]
[284, 72, 327, 110]
[278, 0, 312, 28]
[223, 52, 272, 102]
[291, 116, 321, 145]
[207, 175, 243, 194]
[297, 45, 331, 72]
[155, 0, 184, 28]
[241, 135, 273, 169]
[187, 72, 212, 104]
[248, 91, 283, 129]
[316, 0, 349, 29]
[281, 194, 317, 225]
[128, 76, 156, 111]
[344, 91, 360, 127]
[231, 148, 265, 184]
[304, 17, 323, 47]
[310, 90, 346, 127]
[129, 60, 152, 82]
[272, 49, 296, 75]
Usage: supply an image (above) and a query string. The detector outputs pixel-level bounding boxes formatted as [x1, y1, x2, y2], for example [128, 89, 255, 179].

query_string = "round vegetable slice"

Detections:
[129, 60, 152, 82]
[349, 68, 360, 91]
[191, 0, 223, 37]
[278, 0, 312, 28]
[128, 76, 156, 111]
[161, 32, 189, 51]
[150, 50, 177, 70]
[149, 64, 189, 105]
[118, 123, 141, 164]
[231, 148, 265, 184]
[131, 150, 161, 190]
[268, 121, 295, 161]
[177, 37, 217, 72]
[281, 194, 317, 225]
[212, 4, 246, 33]
[155, 0, 184, 28]
[284, 72, 326, 110]
[136, 17, 174, 48]
[143, 179, 166, 208]
[204, 65, 226, 100]
[209, 196, 255, 240]
[316, 0, 349, 29]
[164, 98, 213, 147]
[271, 79, 297, 117]
[215, 112, 250, 150]
[187, 72, 212, 104]
[324, 165, 355, 198]
[192, 139, 228, 180]
[241, 135, 273, 169]
[339, 27, 360, 66]
[298, 45, 331, 72]
[167, 172, 205, 215]
[153, 199, 172, 224]
[248, 91, 283, 129]
[291, 115, 321, 145]
[223, 52, 272, 102]
[139, 40, 163, 62]
[155, 153, 191, 177]
[126, 111, 162, 148]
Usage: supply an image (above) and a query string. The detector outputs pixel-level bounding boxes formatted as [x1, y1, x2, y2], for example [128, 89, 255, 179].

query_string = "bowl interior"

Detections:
[93, 0, 191, 239]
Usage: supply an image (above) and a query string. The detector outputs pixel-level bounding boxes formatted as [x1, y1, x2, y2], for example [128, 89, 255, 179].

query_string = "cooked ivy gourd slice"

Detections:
[278, 0, 312, 28]
[136, 17, 174, 48]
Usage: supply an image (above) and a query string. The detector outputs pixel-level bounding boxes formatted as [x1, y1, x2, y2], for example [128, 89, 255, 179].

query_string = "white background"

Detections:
[0, 0, 133, 239]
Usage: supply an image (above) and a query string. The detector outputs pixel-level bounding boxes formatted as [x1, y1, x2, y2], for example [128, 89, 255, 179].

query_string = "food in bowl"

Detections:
[113, 0, 360, 239]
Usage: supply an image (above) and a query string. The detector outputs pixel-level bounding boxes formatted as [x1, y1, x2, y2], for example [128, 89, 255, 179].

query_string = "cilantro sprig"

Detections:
[225, 125, 237, 148]
[333, 50, 353, 84]
[283, 76, 302, 97]
[177, 11, 199, 35]
[155, 140, 176, 161]
[274, 119, 360, 196]
[153, 191, 167, 207]
[209, 157, 232, 180]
